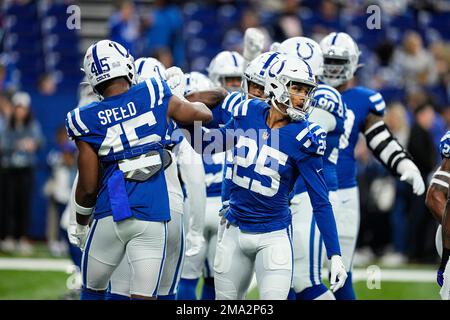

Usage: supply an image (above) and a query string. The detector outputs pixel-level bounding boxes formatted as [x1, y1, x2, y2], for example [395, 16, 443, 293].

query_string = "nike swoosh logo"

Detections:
[316, 169, 323, 173]
[341, 199, 350, 204]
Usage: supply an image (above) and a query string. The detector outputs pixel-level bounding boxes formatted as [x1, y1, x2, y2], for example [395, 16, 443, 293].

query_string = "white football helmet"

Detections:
[243, 51, 284, 99]
[277, 36, 324, 76]
[265, 55, 317, 121]
[319, 32, 361, 87]
[207, 51, 244, 91]
[184, 71, 214, 95]
[83, 40, 136, 95]
[135, 57, 166, 83]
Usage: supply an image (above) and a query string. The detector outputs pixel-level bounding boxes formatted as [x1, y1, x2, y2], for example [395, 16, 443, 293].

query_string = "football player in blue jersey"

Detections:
[102, 57, 208, 300]
[66, 40, 212, 300]
[278, 36, 348, 300]
[183, 55, 347, 300]
[319, 32, 425, 300]
[426, 131, 450, 299]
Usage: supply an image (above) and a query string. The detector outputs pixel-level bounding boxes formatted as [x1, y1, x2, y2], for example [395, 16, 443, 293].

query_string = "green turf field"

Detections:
[0, 269, 441, 300]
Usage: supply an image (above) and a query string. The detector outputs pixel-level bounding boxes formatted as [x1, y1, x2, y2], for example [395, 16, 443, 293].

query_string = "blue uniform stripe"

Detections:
[287, 225, 294, 287]
[318, 234, 323, 284]
[204, 259, 211, 278]
[92, 44, 103, 75]
[151, 78, 160, 108]
[153, 222, 168, 297]
[331, 32, 339, 45]
[309, 216, 316, 286]
[82, 219, 98, 287]
[302, 60, 313, 78]
[169, 219, 185, 294]
[259, 52, 279, 76]
[137, 60, 146, 75]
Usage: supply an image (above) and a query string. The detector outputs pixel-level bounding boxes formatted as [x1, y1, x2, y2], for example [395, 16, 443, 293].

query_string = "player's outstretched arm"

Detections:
[185, 88, 228, 109]
[426, 158, 450, 222]
[72, 140, 99, 249]
[168, 94, 212, 125]
[364, 113, 425, 195]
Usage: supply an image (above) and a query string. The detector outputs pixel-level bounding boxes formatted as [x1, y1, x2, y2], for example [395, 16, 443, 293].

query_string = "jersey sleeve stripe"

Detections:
[375, 101, 386, 112]
[74, 108, 89, 133]
[66, 111, 81, 136]
[145, 79, 156, 109]
[221, 93, 233, 110]
[369, 93, 383, 102]
[241, 99, 250, 116]
[229, 93, 242, 112]
[296, 123, 320, 142]
[153, 76, 164, 106]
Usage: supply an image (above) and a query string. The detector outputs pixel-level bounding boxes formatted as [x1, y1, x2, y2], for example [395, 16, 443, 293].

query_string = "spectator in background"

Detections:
[44, 127, 77, 257]
[109, 0, 140, 56]
[37, 73, 57, 96]
[407, 103, 438, 263]
[143, 0, 185, 68]
[222, 8, 272, 53]
[268, 0, 303, 42]
[0, 95, 13, 247]
[0, 92, 43, 255]
[380, 103, 412, 266]
[393, 31, 438, 89]
[309, 0, 342, 38]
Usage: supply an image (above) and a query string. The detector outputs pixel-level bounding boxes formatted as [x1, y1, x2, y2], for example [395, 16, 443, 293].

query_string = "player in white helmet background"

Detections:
[207, 50, 245, 92]
[278, 36, 348, 300]
[102, 57, 207, 300]
[66, 40, 212, 300]
[319, 32, 425, 299]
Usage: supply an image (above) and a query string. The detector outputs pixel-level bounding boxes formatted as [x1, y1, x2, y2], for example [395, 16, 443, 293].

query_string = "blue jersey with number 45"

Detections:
[337, 86, 386, 189]
[65, 78, 173, 222]
[440, 131, 450, 158]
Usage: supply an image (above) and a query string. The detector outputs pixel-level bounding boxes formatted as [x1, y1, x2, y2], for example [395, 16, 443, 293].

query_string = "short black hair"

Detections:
[95, 76, 128, 96]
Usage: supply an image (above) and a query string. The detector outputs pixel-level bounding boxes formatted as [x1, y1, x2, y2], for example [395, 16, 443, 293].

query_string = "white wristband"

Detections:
[74, 200, 94, 216]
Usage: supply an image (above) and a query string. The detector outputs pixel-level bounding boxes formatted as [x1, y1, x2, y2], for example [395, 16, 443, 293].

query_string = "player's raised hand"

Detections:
[330, 255, 348, 292]
[165, 66, 186, 100]
[243, 28, 265, 62]
[185, 230, 205, 257]
[400, 169, 425, 195]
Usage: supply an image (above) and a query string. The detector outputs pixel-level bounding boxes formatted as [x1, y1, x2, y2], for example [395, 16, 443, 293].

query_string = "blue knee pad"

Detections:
[333, 272, 355, 300]
[176, 278, 199, 300]
[80, 287, 105, 300]
[105, 292, 129, 300]
[201, 277, 215, 300]
[287, 288, 296, 300]
[296, 284, 329, 300]
[158, 294, 176, 300]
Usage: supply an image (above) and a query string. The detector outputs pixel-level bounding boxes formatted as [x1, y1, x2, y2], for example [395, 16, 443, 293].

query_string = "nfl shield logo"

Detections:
[263, 131, 269, 140]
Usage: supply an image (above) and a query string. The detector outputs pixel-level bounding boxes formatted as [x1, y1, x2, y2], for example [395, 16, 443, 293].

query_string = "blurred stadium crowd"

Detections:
[0, 0, 449, 266]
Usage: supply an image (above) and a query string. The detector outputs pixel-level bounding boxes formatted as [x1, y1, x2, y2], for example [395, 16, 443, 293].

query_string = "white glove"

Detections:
[397, 159, 425, 195]
[330, 255, 348, 293]
[185, 230, 205, 257]
[269, 42, 280, 52]
[68, 224, 90, 250]
[165, 66, 187, 100]
[243, 28, 265, 62]
[440, 259, 450, 300]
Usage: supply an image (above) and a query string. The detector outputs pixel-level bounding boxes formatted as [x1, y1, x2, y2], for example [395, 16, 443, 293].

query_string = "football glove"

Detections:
[243, 28, 265, 62]
[185, 230, 205, 257]
[165, 66, 187, 101]
[68, 224, 90, 251]
[330, 255, 348, 292]
[398, 159, 425, 195]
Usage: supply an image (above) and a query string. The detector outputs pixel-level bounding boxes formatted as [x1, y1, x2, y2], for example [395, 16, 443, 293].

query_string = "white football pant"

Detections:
[214, 224, 293, 300]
